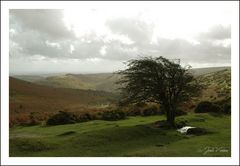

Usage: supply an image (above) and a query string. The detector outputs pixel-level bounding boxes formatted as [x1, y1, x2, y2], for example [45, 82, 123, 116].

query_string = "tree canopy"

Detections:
[117, 56, 202, 126]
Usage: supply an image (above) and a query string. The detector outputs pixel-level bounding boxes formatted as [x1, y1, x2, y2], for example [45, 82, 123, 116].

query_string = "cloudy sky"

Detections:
[9, 2, 232, 75]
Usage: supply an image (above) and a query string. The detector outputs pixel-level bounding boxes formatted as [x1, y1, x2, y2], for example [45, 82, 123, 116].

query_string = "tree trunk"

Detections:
[166, 105, 176, 127]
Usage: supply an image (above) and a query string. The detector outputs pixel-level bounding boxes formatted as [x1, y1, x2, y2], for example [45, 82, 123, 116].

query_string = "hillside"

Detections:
[9, 77, 117, 125]
[196, 68, 231, 101]
[12, 67, 230, 93]
[34, 73, 120, 93]
[190, 66, 230, 76]
[10, 68, 231, 125]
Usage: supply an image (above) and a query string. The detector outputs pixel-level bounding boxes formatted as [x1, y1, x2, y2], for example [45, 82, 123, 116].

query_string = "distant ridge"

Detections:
[13, 66, 230, 92]
[190, 66, 230, 76]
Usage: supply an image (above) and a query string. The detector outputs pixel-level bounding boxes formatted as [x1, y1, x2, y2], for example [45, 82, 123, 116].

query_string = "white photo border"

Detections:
[1, 1, 239, 165]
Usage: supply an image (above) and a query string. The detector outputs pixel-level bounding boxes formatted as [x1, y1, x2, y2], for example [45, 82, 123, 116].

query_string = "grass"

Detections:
[9, 113, 231, 157]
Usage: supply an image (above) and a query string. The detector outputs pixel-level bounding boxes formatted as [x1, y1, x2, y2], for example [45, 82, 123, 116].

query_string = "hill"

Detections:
[9, 67, 231, 125]
[9, 77, 117, 126]
[196, 68, 231, 101]
[190, 66, 230, 76]
[35, 73, 121, 93]
[13, 67, 230, 93]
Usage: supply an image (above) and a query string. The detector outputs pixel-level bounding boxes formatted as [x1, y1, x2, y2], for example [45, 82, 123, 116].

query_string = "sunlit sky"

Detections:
[9, 2, 233, 75]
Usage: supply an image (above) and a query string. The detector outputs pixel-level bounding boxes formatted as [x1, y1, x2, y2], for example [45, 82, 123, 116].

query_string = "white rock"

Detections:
[177, 126, 196, 134]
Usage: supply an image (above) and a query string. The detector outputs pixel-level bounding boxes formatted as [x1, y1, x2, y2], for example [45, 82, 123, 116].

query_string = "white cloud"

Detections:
[9, 4, 232, 74]
[99, 46, 107, 56]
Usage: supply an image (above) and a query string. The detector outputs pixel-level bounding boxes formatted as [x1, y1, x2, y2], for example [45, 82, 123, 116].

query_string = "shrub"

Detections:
[223, 103, 231, 114]
[101, 110, 126, 121]
[175, 109, 187, 116]
[141, 104, 160, 116]
[213, 99, 231, 115]
[194, 101, 221, 113]
[46, 111, 77, 126]
[124, 105, 141, 116]
[28, 112, 40, 126]
[77, 113, 95, 122]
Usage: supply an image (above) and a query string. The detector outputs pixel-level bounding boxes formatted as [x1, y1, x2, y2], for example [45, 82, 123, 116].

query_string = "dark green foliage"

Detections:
[77, 113, 95, 122]
[117, 56, 202, 125]
[213, 98, 231, 115]
[175, 109, 187, 117]
[223, 103, 231, 114]
[101, 110, 126, 121]
[46, 111, 77, 126]
[194, 101, 221, 113]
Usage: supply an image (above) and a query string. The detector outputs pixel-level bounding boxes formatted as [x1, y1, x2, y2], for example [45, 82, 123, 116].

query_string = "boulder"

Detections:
[177, 126, 206, 135]
[186, 127, 206, 135]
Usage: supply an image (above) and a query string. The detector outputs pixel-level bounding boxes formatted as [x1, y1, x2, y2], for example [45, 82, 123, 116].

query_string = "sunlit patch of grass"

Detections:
[10, 114, 230, 157]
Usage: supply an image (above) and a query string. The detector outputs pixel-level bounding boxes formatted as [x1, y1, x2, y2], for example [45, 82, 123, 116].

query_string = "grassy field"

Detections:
[9, 113, 231, 157]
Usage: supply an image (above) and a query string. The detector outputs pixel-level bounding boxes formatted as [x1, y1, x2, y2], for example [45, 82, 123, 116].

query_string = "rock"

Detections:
[186, 127, 206, 135]
[177, 126, 206, 135]
[177, 126, 195, 134]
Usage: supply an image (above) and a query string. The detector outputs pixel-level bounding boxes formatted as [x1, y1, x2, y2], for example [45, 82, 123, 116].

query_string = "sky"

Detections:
[9, 2, 232, 75]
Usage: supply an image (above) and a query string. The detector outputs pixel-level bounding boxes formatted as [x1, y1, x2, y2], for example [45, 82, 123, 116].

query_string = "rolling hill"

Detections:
[13, 67, 230, 93]
[9, 77, 118, 126]
[9, 67, 231, 126]
[196, 68, 231, 101]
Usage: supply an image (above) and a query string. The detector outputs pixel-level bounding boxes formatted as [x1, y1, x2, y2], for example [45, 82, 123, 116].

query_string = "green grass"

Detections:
[9, 113, 231, 157]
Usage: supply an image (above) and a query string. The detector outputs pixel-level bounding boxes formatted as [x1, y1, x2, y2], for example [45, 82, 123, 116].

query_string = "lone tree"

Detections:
[117, 56, 201, 126]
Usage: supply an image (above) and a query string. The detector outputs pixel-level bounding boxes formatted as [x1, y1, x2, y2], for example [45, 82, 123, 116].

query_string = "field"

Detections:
[10, 113, 230, 157]
[9, 67, 231, 157]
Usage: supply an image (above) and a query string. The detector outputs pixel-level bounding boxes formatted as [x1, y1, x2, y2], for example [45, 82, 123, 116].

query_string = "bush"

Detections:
[223, 103, 231, 114]
[213, 99, 231, 115]
[175, 109, 187, 117]
[77, 113, 95, 122]
[101, 110, 126, 121]
[46, 111, 77, 126]
[28, 112, 40, 126]
[124, 105, 141, 116]
[194, 101, 221, 113]
[141, 104, 160, 116]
